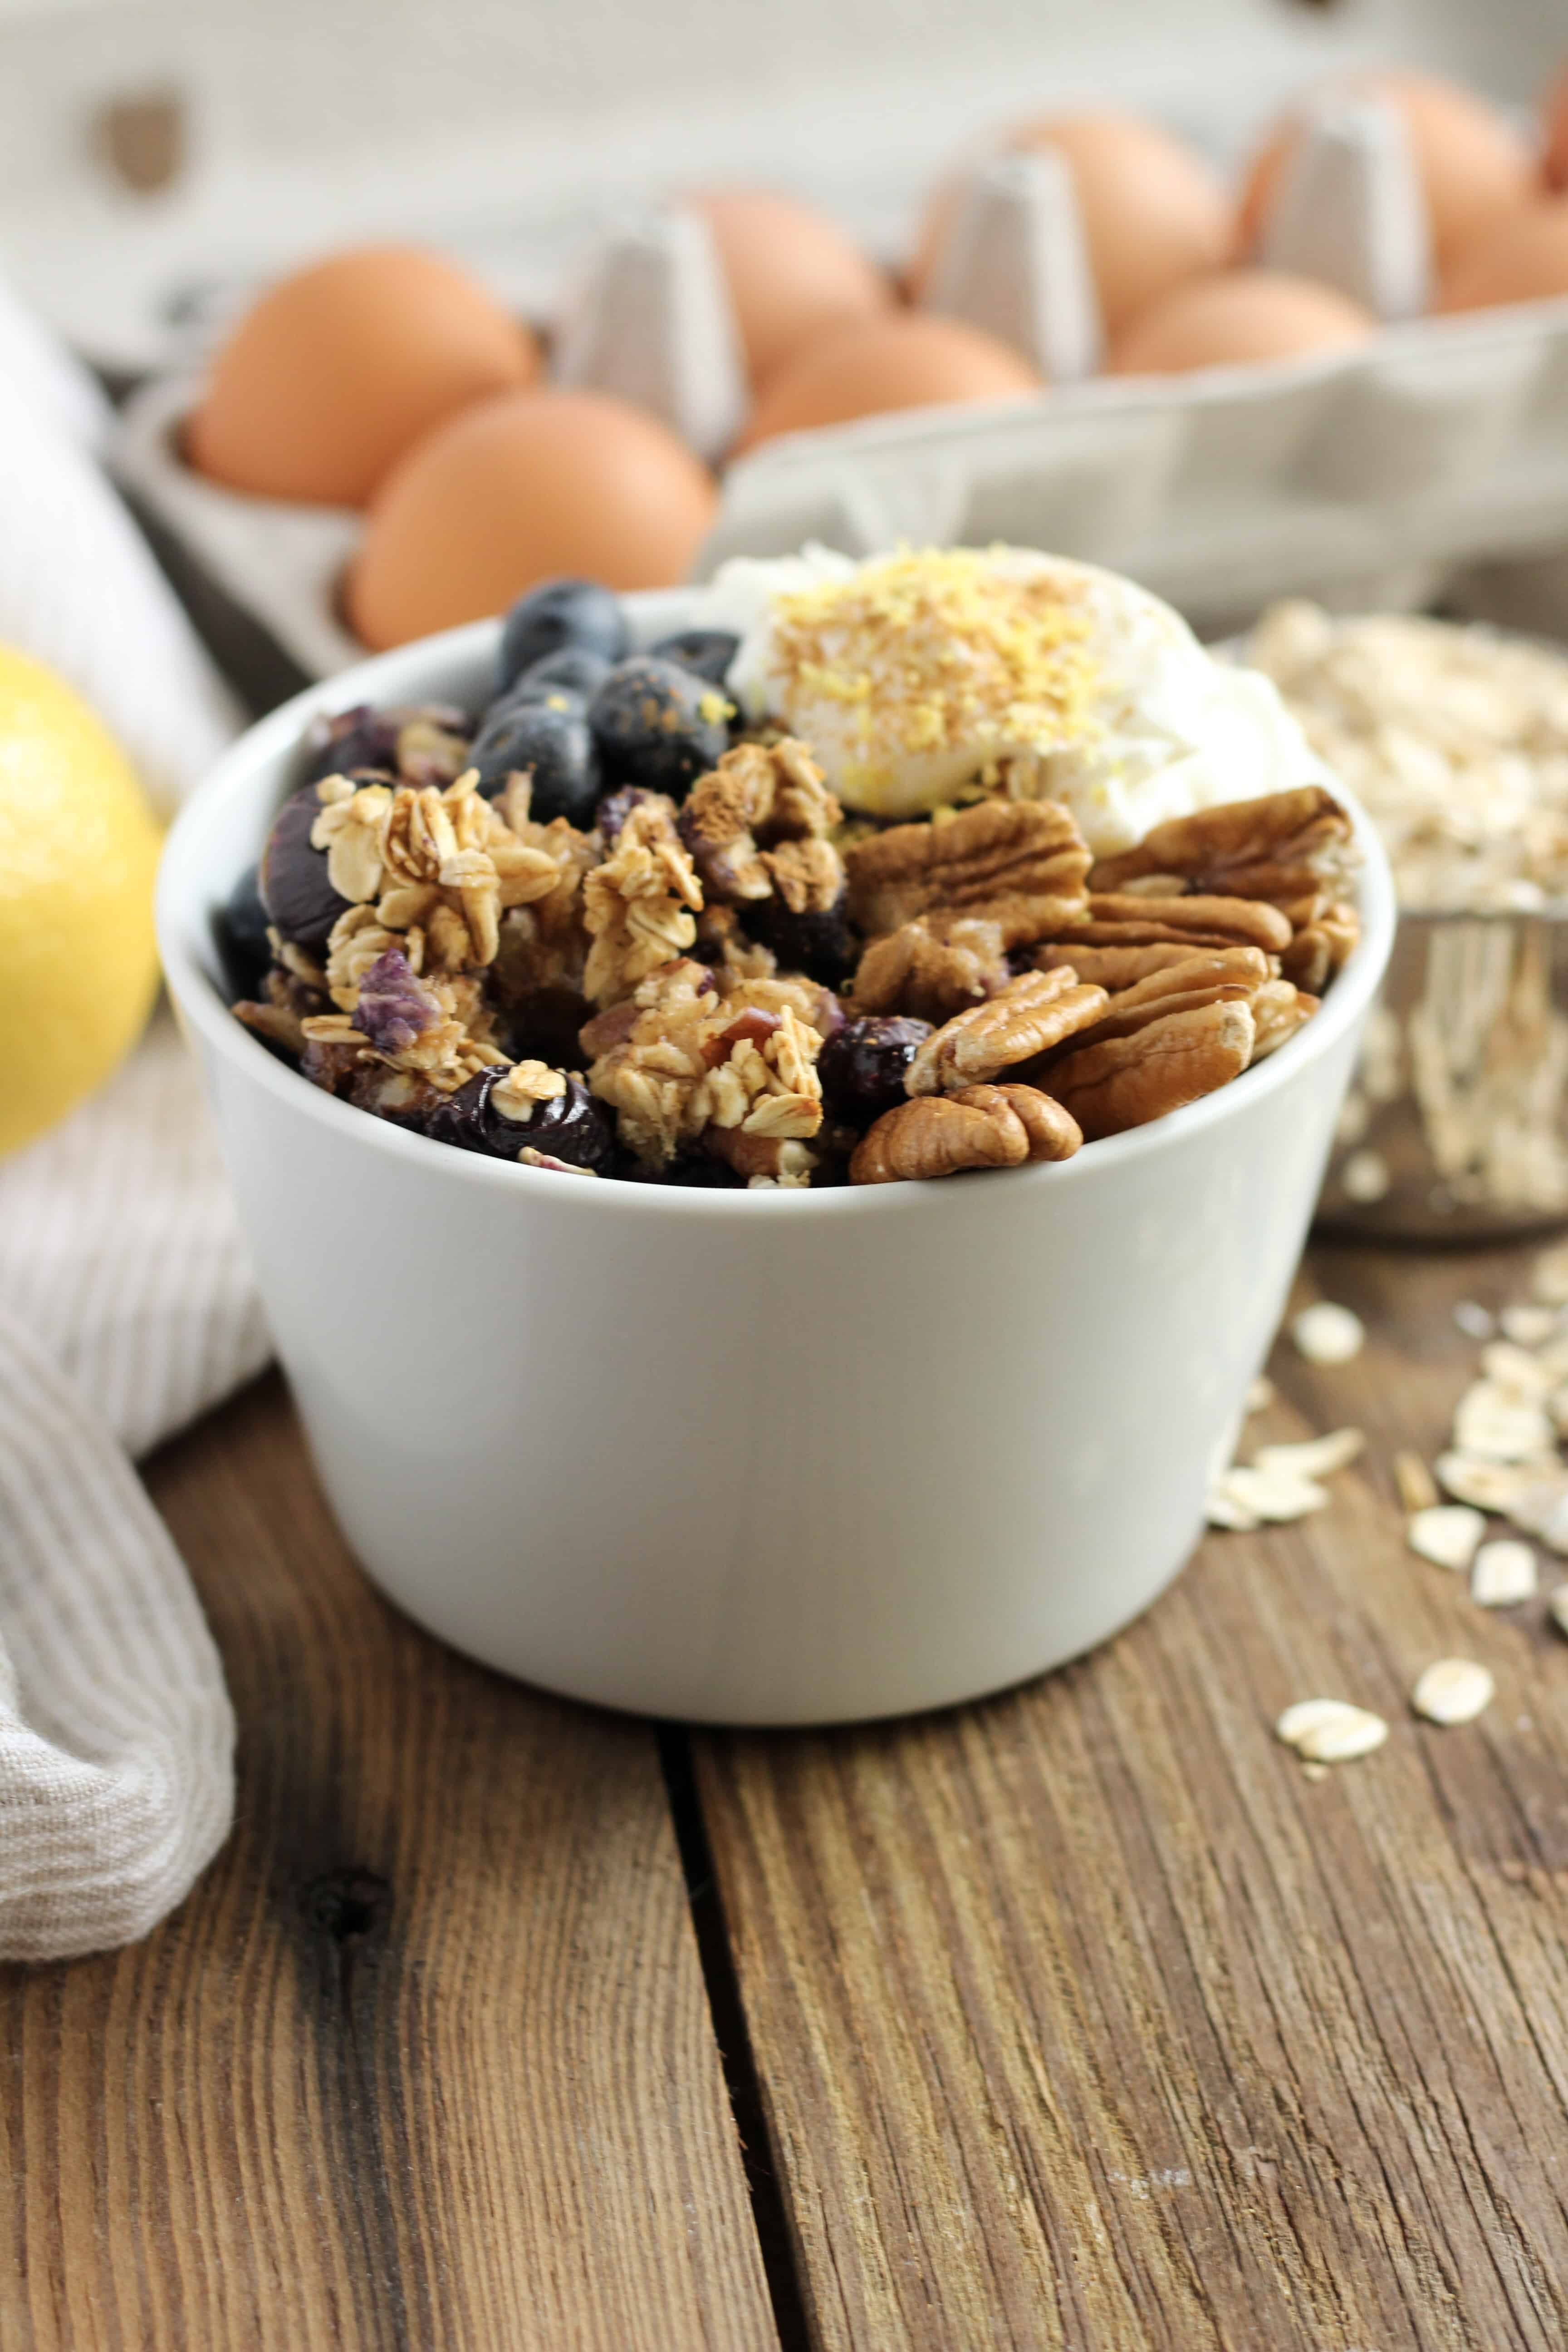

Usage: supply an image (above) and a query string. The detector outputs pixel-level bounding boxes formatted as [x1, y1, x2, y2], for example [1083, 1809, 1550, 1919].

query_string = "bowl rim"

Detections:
[157, 609, 1398, 1223]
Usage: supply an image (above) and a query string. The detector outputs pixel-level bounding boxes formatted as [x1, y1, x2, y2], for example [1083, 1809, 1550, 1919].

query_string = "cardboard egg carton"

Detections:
[110, 105, 1568, 689]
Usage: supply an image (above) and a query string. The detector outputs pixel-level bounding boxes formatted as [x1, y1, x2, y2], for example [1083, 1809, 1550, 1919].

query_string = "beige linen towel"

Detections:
[0, 1019, 270, 1960]
[0, 1021, 269, 1959]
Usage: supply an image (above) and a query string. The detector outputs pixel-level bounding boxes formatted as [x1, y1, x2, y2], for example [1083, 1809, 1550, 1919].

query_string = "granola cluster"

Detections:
[227, 582, 1362, 1191]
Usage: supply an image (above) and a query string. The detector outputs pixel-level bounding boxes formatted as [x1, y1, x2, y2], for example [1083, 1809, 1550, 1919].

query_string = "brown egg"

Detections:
[347, 389, 717, 650]
[1237, 74, 1535, 268]
[912, 112, 1229, 335]
[686, 187, 893, 385]
[187, 246, 540, 507]
[1108, 271, 1377, 374]
[1543, 65, 1568, 192]
[1439, 196, 1568, 312]
[734, 313, 1043, 454]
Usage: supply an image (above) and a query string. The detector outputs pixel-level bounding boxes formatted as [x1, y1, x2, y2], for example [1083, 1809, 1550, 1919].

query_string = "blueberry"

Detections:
[259, 786, 349, 952]
[504, 985, 593, 1069]
[470, 697, 600, 825]
[588, 657, 730, 800]
[219, 862, 272, 993]
[818, 1016, 934, 1125]
[496, 580, 629, 697]
[499, 647, 612, 708]
[299, 704, 400, 786]
[741, 892, 857, 987]
[436, 1066, 614, 1173]
[647, 628, 740, 687]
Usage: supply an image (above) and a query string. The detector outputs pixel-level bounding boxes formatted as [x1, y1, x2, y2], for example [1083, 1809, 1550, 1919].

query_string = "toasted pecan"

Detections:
[906, 967, 1107, 1094]
[1281, 902, 1359, 993]
[1030, 940, 1214, 990]
[843, 799, 1091, 940]
[986, 1083, 1083, 1163]
[1250, 980, 1318, 1060]
[848, 1081, 1081, 1183]
[1088, 787, 1353, 897]
[1046, 949, 1265, 1057]
[1049, 1000, 1256, 1140]
[851, 915, 1012, 1023]
[1085, 892, 1293, 955]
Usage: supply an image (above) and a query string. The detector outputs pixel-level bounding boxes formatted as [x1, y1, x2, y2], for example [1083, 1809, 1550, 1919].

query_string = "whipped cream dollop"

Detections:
[705, 545, 1328, 853]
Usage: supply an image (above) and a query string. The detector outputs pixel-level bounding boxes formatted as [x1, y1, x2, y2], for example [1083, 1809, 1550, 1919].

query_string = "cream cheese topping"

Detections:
[712, 544, 1328, 852]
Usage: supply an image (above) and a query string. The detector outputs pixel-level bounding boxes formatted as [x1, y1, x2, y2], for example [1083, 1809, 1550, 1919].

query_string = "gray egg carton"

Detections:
[112, 136, 1568, 688]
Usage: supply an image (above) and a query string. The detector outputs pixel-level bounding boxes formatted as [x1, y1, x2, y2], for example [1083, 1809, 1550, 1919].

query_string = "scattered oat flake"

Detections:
[1206, 1480, 1260, 1532]
[1394, 1451, 1439, 1514]
[1471, 1539, 1537, 1607]
[1292, 1302, 1364, 1365]
[1433, 1451, 1533, 1514]
[1254, 1428, 1364, 1481]
[1548, 1585, 1568, 1638]
[1411, 1657, 1494, 1726]
[1453, 1300, 1495, 1341]
[1245, 1375, 1276, 1415]
[1451, 1384, 1554, 1463]
[1340, 1148, 1391, 1203]
[1500, 1303, 1559, 1347]
[1214, 1465, 1329, 1524]
[1477, 1340, 1551, 1398]
[1276, 1699, 1389, 1763]
[1301, 1759, 1331, 1783]
[1505, 1478, 1568, 1553]
[1407, 1504, 1486, 1573]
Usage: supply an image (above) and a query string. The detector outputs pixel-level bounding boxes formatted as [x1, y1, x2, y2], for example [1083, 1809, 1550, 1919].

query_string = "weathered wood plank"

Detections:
[0, 1374, 778, 2352]
[697, 1243, 1568, 2352]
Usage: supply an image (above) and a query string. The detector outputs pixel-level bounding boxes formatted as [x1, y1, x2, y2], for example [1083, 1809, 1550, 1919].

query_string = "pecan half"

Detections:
[851, 914, 1011, 1022]
[1083, 892, 1293, 955]
[1280, 902, 1359, 993]
[1049, 1000, 1256, 1140]
[1045, 949, 1267, 1057]
[849, 1082, 1081, 1184]
[1088, 786, 1354, 899]
[1031, 940, 1226, 991]
[1249, 980, 1318, 1060]
[843, 799, 1091, 941]
[906, 967, 1108, 1095]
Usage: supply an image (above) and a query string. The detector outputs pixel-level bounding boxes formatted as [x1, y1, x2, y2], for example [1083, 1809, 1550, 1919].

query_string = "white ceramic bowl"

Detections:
[157, 599, 1396, 1726]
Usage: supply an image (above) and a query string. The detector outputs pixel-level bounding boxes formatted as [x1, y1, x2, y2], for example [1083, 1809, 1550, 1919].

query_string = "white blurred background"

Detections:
[0, 0, 1560, 370]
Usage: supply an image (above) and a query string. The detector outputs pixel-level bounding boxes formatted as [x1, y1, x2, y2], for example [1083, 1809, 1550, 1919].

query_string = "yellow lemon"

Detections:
[0, 645, 162, 1156]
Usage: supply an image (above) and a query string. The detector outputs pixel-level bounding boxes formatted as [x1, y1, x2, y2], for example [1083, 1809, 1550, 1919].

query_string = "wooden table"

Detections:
[5, 1238, 1568, 2352]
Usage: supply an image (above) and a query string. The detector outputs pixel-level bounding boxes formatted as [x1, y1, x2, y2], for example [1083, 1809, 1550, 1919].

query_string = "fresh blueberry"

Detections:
[588, 657, 730, 800]
[741, 892, 857, 987]
[219, 862, 272, 993]
[498, 647, 612, 708]
[436, 1067, 614, 1173]
[299, 704, 400, 786]
[503, 985, 593, 1069]
[470, 697, 600, 825]
[259, 786, 349, 951]
[496, 580, 629, 698]
[818, 1015, 934, 1125]
[647, 628, 740, 687]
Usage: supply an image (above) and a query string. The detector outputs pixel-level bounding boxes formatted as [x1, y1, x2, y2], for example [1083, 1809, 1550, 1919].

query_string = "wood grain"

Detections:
[696, 1243, 1568, 2352]
[0, 1374, 778, 2352]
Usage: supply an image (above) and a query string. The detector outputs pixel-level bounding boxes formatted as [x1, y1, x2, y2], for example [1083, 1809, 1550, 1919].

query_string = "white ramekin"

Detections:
[157, 601, 1396, 1726]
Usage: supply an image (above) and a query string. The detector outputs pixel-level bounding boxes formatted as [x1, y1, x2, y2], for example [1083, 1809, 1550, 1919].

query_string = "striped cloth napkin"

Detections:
[0, 276, 264, 1962]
